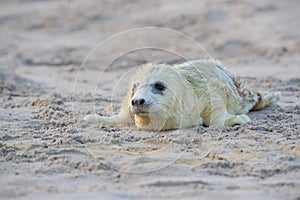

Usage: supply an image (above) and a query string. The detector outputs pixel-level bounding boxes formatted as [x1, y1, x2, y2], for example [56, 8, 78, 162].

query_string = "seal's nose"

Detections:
[131, 98, 146, 106]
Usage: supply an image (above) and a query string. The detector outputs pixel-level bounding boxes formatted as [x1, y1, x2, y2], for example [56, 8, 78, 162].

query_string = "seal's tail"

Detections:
[232, 77, 280, 112]
[251, 91, 281, 111]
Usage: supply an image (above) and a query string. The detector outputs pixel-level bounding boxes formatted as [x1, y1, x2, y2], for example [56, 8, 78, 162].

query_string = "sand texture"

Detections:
[0, 0, 299, 199]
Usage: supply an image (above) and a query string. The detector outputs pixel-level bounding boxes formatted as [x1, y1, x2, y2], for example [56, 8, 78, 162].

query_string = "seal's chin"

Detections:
[131, 107, 168, 131]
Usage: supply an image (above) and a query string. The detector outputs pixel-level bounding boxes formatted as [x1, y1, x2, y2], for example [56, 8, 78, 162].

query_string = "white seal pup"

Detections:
[84, 60, 280, 131]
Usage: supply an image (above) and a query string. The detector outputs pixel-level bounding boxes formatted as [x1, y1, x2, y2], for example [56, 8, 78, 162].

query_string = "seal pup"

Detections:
[84, 60, 280, 131]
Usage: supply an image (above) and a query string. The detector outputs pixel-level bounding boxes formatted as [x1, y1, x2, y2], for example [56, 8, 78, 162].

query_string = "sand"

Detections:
[0, 0, 299, 199]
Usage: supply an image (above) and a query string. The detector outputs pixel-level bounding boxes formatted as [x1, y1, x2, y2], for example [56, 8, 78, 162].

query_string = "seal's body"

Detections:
[84, 60, 280, 131]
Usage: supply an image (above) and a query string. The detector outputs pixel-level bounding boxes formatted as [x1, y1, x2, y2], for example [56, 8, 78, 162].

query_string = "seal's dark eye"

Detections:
[154, 82, 166, 91]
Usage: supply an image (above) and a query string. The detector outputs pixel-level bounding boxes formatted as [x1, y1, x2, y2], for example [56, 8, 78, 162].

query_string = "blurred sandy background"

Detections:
[0, 0, 299, 199]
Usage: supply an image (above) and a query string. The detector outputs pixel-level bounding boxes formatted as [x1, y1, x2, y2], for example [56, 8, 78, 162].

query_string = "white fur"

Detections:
[84, 59, 280, 131]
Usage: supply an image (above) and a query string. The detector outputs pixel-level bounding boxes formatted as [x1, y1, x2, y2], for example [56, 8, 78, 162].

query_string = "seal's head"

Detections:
[128, 63, 198, 131]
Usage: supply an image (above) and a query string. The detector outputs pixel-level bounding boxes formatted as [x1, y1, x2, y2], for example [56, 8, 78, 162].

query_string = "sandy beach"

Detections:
[0, 0, 299, 199]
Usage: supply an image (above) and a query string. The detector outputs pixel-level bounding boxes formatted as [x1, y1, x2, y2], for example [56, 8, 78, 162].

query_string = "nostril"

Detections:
[139, 98, 145, 105]
[132, 98, 146, 106]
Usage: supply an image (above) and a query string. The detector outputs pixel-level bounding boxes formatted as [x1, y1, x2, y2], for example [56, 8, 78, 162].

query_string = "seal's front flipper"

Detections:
[224, 114, 251, 126]
[84, 113, 129, 125]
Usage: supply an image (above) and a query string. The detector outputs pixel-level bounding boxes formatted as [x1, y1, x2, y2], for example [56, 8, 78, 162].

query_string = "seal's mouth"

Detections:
[130, 103, 164, 116]
[134, 112, 149, 117]
[130, 102, 151, 115]
[131, 108, 149, 115]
